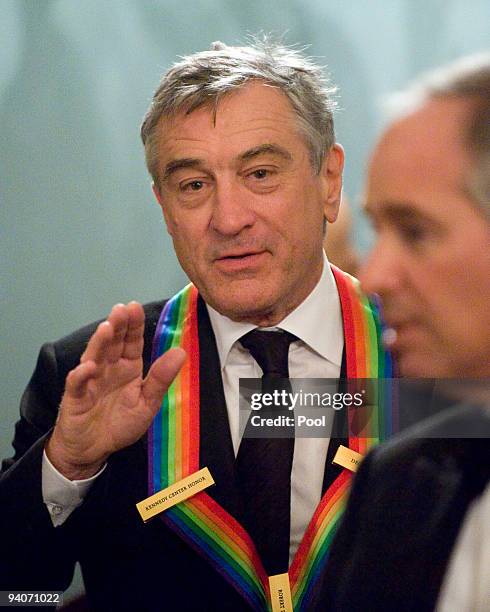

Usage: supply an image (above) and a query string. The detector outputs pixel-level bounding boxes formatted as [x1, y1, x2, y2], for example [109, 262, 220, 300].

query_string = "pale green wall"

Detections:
[2, 0, 490, 463]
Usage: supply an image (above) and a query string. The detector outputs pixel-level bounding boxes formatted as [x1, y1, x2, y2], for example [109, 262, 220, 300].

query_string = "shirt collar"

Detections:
[206, 254, 344, 369]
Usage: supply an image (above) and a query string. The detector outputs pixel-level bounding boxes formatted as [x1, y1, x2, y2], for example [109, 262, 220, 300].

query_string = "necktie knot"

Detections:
[239, 329, 297, 379]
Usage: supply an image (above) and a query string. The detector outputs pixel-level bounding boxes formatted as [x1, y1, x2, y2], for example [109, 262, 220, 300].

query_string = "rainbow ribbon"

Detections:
[148, 266, 395, 610]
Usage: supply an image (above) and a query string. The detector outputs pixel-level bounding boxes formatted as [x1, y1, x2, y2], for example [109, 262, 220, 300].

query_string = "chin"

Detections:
[220, 300, 275, 323]
[224, 297, 285, 325]
[398, 352, 449, 378]
[205, 284, 275, 320]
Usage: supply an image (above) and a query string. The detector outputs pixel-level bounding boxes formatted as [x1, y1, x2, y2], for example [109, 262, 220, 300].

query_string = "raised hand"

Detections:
[45, 302, 186, 480]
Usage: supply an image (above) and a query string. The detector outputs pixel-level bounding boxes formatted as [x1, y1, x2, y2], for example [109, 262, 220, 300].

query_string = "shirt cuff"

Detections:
[42, 450, 107, 527]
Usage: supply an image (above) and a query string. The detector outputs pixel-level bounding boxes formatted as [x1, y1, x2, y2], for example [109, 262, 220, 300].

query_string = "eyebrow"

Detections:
[365, 201, 418, 218]
[161, 143, 293, 184]
[238, 143, 293, 163]
[364, 201, 437, 226]
[161, 158, 205, 182]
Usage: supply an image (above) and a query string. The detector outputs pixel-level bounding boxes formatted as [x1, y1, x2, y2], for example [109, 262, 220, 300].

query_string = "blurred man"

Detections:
[0, 40, 394, 611]
[318, 55, 490, 611]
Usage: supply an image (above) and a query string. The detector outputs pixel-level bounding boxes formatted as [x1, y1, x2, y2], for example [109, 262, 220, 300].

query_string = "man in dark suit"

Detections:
[1, 39, 392, 611]
[317, 56, 490, 611]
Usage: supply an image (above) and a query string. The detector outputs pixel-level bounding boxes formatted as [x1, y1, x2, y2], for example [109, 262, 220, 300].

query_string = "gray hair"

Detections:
[389, 54, 490, 217]
[141, 38, 338, 184]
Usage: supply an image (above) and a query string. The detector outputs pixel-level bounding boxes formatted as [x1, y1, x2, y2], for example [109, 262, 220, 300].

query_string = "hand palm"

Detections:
[47, 303, 185, 479]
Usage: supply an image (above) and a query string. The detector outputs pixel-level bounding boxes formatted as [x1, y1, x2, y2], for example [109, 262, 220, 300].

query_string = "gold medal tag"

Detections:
[269, 573, 293, 612]
[332, 445, 363, 472]
[136, 467, 214, 522]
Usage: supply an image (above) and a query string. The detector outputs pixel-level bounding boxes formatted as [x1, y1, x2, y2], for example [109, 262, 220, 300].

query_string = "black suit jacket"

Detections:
[314, 403, 490, 612]
[0, 298, 345, 611]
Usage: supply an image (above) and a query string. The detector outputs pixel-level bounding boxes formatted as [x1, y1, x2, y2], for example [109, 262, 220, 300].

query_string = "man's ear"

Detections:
[320, 144, 344, 223]
[152, 182, 174, 237]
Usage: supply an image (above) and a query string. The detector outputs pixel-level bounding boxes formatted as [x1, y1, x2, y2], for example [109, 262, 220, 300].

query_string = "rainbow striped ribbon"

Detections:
[148, 265, 395, 611]
[289, 266, 396, 610]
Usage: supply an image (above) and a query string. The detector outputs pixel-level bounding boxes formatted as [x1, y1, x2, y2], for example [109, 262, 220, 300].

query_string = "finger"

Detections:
[121, 301, 145, 360]
[142, 348, 187, 410]
[104, 303, 131, 362]
[64, 361, 98, 400]
[80, 320, 114, 365]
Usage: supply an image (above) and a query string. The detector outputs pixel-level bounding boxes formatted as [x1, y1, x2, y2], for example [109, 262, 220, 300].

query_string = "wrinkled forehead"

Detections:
[154, 82, 310, 165]
[161, 81, 297, 129]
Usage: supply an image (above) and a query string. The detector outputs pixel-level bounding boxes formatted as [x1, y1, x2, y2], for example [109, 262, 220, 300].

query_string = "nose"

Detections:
[358, 236, 403, 297]
[209, 180, 256, 236]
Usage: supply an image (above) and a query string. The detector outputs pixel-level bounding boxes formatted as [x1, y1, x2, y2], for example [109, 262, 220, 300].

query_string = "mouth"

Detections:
[213, 250, 268, 273]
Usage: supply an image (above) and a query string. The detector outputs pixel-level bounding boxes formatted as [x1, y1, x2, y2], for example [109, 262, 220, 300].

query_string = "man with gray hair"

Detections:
[0, 40, 393, 610]
[317, 55, 490, 611]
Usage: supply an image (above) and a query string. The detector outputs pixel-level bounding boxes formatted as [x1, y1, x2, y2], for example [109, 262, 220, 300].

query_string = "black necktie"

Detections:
[236, 329, 297, 575]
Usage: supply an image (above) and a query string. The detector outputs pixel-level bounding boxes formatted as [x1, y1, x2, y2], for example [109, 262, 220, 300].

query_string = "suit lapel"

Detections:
[322, 347, 348, 494]
[197, 296, 245, 520]
[140, 300, 167, 455]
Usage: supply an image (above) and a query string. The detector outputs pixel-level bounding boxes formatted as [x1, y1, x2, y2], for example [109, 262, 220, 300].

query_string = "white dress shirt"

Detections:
[436, 481, 490, 611]
[42, 256, 344, 562]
